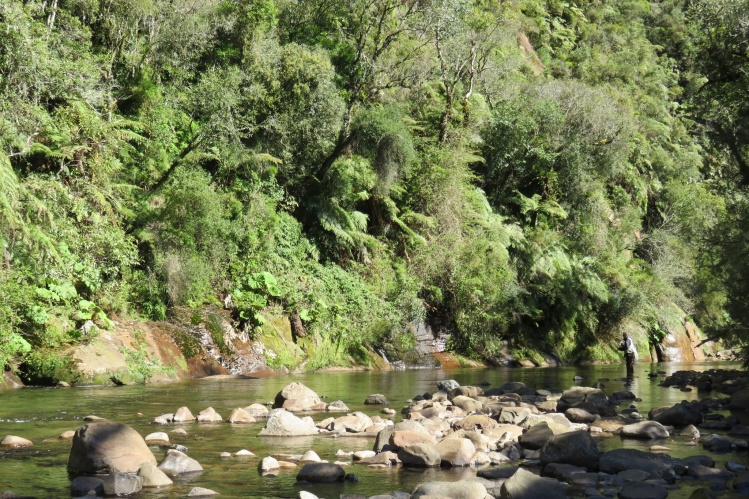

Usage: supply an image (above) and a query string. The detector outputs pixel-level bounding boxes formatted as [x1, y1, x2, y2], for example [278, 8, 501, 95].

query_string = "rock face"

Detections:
[411, 480, 488, 499]
[67, 422, 157, 474]
[539, 430, 600, 470]
[296, 463, 345, 483]
[273, 382, 322, 411]
[259, 409, 319, 436]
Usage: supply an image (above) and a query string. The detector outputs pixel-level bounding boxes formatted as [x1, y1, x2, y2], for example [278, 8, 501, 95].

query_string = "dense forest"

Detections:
[1, 0, 748, 378]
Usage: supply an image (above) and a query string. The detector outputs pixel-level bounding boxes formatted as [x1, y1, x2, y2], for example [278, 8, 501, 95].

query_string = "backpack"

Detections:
[626, 337, 638, 361]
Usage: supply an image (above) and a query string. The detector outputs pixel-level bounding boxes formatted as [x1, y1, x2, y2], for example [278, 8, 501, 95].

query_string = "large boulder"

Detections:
[296, 463, 345, 483]
[67, 422, 156, 475]
[273, 382, 322, 411]
[412, 480, 488, 499]
[258, 409, 319, 436]
[518, 422, 554, 450]
[539, 430, 600, 470]
[436, 437, 476, 467]
[398, 443, 441, 467]
[500, 467, 567, 499]
[649, 404, 702, 427]
[599, 448, 683, 475]
[557, 387, 609, 413]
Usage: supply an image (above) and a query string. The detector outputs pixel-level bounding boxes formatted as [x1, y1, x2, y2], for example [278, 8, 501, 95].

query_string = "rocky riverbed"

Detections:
[4, 368, 749, 498]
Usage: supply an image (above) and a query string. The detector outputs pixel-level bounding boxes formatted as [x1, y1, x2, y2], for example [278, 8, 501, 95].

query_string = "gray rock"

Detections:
[273, 382, 322, 411]
[365, 394, 389, 405]
[478, 466, 520, 479]
[70, 476, 105, 496]
[374, 427, 394, 452]
[649, 404, 702, 427]
[326, 400, 350, 412]
[187, 487, 220, 496]
[438, 379, 460, 392]
[734, 472, 749, 492]
[196, 407, 223, 423]
[157, 449, 203, 476]
[138, 461, 173, 487]
[436, 437, 475, 467]
[500, 467, 566, 498]
[258, 409, 319, 436]
[565, 408, 600, 424]
[540, 430, 600, 470]
[101, 472, 142, 496]
[398, 443, 441, 467]
[617, 482, 668, 499]
[701, 434, 733, 453]
[617, 469, 651, 482]
[295, 463, 345, 483]
[620, 421, 670, 439]
[726, 461, 746, 473]
[558, 387, 609, 413]
[172, 406, 195, 423]
[687, 464, 733, 481]
[680, 424, 700, 438]
[542, 463, 587, 480]
[518, 422, 554, 450]
[499, 408, 531, 425]
[411, 480, 488, 498]
[227, 408, 255, 424]
[599, 449, 682, 475]
[67, 422, 157, 474]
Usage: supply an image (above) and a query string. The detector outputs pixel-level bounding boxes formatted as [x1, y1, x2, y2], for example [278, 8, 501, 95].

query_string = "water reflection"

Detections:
[0, 361, 742, 498]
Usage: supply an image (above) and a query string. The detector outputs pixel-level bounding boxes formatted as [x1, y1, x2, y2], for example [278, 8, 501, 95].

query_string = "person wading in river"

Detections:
[619, 332, 638, 378]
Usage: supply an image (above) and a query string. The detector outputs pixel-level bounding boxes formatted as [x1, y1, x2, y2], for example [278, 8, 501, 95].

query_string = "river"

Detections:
[0, 360, 743, 498]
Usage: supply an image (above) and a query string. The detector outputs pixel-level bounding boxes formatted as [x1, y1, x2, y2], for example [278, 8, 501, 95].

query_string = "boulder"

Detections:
[539, 430, 600, 470]
[273, 382, 322, 411]
[557, 387, 609, 413]
[59, 430, 76, 440]
[411, 480, 488, 499]
[144, 432, 169, 444]
[649, 404, 702, 427]
[453, 414, 498, 431]
[0, 435, 32, 448]
[682, 455, 716, 468]
[300, 450, 321, 463]
[620, 421, 670, 439]
[565, 408, 600, 424]
[259, 409, 319, 436]
[390, 430, 436, 449]
[138, 462, 173, 487]
[599, 449, 682, 475]
[452, 385, 483, 398]
[436, 437, 476, 466]
[331, 412, 374, 433]
[499, 408, 531, 425]
[701, 434, 733, 453]
[398, 443, 441, 467]
[478, 466, 521, 479]
[259, 456, 279, 471]
[244, 403, 270, 418]
[729, 388, 749, 412]
[157, 449, 203, 476]
[686, 464, 733, 481]
[518, 422, 554, 450]
[197, 407, 223, 423]
[438, 380, 460, 392]
[500, 467, 567, 499]
[365, 394, 389, 405]
[227, 408, 256, 424]
[326, 400, 350, 412]
[542, 463, 587, 480]
[451, 396, 483, 413]
[172, 406, 195, 423]
[101, 472, 142, 496]
[67, 422, 157, 474]
[374, 427, 395, 452]
[296, 463, 346, 483]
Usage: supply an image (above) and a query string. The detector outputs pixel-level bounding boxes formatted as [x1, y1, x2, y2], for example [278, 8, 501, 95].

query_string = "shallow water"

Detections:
[0, 361, 743, 498]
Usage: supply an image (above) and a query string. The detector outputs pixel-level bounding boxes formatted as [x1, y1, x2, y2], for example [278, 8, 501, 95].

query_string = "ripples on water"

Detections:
[0, 361, 743, 498]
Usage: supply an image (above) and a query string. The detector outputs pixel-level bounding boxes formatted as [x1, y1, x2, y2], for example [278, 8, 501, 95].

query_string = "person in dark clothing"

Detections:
[619, 332, 636, 378]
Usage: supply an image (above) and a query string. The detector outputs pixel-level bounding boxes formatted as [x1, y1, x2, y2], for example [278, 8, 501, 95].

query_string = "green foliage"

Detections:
[2, 0, 749, 372]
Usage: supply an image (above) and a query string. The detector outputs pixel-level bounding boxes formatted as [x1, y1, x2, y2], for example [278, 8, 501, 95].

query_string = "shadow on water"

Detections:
[0, 360, 742, 497]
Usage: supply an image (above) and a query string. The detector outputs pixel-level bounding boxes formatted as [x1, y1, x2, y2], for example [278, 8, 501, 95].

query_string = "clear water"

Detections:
[0, 361, 743, 498]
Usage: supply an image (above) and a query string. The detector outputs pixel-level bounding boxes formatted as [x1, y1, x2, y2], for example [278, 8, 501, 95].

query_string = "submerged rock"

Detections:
[296, 463, 346, 483]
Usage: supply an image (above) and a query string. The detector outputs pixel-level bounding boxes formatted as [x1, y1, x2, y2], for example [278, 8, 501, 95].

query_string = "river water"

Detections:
[0, 361, 743, 498]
